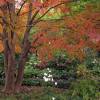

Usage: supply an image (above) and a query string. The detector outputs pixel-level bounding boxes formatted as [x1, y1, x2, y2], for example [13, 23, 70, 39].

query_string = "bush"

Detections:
[24, 67, 42, 78]
[23, 52, 78, 88]
[23, 79, 41, 86]
[65, 79, 100, 100]
[47, 51, 71, 69]
[83, 48, 100, 77]
[84, 57, 100, 77]
[24, 54, 41, 78]
[76, 64, 91, 78]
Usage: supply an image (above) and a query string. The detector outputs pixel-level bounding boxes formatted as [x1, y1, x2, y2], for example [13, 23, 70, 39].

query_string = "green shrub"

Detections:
[83, 48, 100, 76]
[24, 54, 41, 78]
[24, 67, 42, 78]
[76, 64, 91, 78]
[23, 79, 41, 86]
[65, 79, 99, 100]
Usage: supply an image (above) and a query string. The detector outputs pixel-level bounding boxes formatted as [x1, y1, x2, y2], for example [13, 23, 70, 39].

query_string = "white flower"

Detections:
[55, 82, 57, 86]
[43, 68, 54, 82]
[48, 74, 52, 78]
[44, 73, 48, 76]
[52, 97, 56, 100]
[51, 78, 54, 82]
[49, 70, 51, 72]
[92, 59, 97, 64]
[47, 68, 50, 70]
[43, 76, 49, 82]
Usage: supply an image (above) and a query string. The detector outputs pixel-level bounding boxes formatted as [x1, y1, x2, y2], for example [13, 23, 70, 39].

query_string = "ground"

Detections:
[0, 86, 65, 100]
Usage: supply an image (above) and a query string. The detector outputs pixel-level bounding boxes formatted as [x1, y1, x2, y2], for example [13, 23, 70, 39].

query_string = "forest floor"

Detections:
[0, 86, 65, 100]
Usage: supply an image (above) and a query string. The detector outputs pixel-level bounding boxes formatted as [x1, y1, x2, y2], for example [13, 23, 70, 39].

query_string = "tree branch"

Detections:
[32, 2, 67, 25]
[23, 0, 33, 44]
[12, 1, 68, 32]
[16, 0, 28, 16]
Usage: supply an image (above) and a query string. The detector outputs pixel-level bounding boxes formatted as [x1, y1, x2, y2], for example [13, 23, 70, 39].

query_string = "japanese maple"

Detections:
[0, 0, 69, 93]
[31, 2, 100, 62]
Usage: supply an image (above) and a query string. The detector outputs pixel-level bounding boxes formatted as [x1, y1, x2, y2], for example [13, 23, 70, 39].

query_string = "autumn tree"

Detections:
[0, 0, 69, 93]
[31, 1, 100, 62]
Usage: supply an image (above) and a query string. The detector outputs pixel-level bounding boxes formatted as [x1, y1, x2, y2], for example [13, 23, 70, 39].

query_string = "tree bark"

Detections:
[1, 1, 16, 94]
[15, 40, 30, 92]
[2, 31, 16, 93]
[3, 51, 15, 93]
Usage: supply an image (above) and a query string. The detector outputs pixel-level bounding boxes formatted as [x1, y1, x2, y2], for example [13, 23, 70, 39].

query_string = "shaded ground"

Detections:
[0, 86, 65, 100]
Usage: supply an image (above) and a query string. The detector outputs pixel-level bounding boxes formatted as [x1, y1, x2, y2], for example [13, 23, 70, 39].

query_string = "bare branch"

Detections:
[16, 0, 28, 16]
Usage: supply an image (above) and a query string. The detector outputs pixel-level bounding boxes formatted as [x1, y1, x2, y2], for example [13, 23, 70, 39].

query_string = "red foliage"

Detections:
[31, 6, 100, 61]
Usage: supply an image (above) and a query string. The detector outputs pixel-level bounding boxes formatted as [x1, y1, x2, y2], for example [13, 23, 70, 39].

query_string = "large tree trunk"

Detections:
[2, 30, 16, 93]
[1, 1, 16, 93]
[2, 31, 16, 93]
[3, 51, 15, 93]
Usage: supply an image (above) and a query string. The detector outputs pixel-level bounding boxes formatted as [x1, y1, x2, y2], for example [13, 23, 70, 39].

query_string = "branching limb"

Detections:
[16, 0, 28, 16]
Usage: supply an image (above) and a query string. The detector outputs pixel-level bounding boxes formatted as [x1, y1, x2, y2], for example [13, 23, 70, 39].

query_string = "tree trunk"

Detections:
[1, 1, 16, 93]
[15, 41, 30, 92]
[14, 57, 27, 92]
[2, 32, 16, 93]
[3, 52, 15, 93]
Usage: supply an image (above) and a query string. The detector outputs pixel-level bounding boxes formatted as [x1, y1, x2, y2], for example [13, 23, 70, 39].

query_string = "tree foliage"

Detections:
[31, 1, 100, 61]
